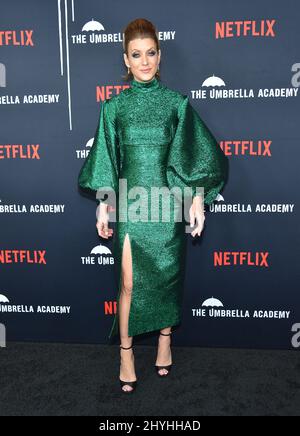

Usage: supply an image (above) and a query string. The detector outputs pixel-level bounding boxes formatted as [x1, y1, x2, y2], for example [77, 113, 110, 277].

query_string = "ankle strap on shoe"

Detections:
[160, 331, 172, 336]
[120, 344, 133, 350]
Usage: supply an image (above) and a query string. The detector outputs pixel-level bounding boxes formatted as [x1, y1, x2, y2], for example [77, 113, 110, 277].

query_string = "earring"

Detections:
[127, 67, 130, 74]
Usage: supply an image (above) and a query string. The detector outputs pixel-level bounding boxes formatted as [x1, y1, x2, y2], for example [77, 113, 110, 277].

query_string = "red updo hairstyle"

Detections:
[122, 18, 161, 81]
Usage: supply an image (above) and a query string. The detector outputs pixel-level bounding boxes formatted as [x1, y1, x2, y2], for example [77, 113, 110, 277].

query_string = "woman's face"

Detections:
[124, 37, 161, 83]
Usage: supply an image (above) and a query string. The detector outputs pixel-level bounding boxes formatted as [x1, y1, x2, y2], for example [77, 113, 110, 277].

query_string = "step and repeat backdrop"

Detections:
[0, 0, 299, 349]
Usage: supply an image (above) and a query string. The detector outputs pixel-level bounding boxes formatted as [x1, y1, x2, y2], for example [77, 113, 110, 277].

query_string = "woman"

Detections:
[78, 18, 228, 393]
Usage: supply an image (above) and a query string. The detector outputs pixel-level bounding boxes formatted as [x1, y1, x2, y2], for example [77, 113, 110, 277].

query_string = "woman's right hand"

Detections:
[96, 203, 114, 239]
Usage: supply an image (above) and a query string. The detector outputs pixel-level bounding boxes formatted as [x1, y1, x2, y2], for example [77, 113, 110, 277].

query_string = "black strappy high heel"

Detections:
[119, 344, 137, 393]
[155, 331, 172, 377]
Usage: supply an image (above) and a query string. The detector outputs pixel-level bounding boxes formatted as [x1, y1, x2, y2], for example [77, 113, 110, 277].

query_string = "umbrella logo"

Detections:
[86, 137, 94, 148]
[0, 294, 9, 303]
[91, 244, 112, 255]
[215, 193, 225, 202]
[82, 19, 105, 32]
[202, 297, 223, 307]
[202, 74, 226, 88]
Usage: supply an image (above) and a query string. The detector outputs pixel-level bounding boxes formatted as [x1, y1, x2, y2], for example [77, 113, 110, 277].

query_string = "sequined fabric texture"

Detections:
[78, 76, 229, 338]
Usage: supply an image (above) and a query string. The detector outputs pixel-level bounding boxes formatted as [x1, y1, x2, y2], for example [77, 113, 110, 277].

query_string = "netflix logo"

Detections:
[0, 250, 47, 264]
[214, 252, 269, 267]
[0, 144, 40, 159]
[219, 140, 272, 157]
[215, 19, 276, 39]
[96, 84, 130, 102]
[0, 30, 34, 46]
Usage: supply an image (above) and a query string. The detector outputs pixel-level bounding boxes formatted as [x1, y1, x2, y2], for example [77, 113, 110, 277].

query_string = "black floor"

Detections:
[0, 341, 299, 416]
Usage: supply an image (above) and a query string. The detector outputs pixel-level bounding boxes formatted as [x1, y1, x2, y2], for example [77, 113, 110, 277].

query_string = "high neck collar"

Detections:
[131, 76, 160, 92]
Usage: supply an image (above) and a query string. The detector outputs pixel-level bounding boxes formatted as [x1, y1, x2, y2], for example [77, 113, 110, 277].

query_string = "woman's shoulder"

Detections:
[103, 92, 121, 107]
[101, 92, 123, 117]
[160, 82, 189, 107]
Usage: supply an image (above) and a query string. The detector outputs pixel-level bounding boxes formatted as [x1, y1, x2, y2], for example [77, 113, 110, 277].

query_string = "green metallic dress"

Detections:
[78, 76, 228, 339]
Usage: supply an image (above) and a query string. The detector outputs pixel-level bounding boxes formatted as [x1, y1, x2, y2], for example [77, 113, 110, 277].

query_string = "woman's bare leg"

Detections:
[118, 233, 136, 391]
[155, 326, 172, 375]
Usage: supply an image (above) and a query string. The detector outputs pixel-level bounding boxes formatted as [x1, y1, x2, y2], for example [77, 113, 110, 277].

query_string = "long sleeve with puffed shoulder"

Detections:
[166, 96, 228, 205]
[78, 99, 119, 204]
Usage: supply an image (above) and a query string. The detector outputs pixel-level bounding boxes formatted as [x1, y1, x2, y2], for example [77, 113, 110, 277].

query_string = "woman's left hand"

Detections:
[189, 195, 205, 237]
